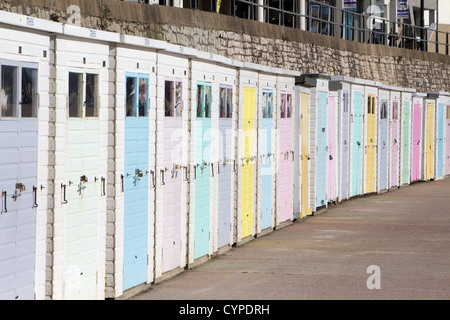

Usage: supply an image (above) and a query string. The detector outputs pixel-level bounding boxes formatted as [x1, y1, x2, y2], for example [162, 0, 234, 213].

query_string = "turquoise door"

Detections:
[123, 73, 150, 290]
[351, 91, 363, 196]
[194, 82, 212, 259]
[261, 90, 274, 230]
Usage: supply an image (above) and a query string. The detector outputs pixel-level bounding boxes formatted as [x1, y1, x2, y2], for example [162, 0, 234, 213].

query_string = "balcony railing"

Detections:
[123, 0, 450, 55]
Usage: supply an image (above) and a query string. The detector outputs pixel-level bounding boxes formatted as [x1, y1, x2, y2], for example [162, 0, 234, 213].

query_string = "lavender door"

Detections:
[327, 94, 337, 201]
[411, 103, 422, 181]
[162, 79, 183, 273]
[340, 91, 350, 200]
[218, 85, 233, 248]
[378, 100, 388, 191]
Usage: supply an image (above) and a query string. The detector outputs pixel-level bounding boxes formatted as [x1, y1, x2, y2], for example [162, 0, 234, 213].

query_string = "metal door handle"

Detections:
[101, 177, 106, 196]
[1, 191, 6, 213]
[161, 169, 165, 185]
[32, 186, 38, 208]
[183, 166, 189, 181]
[61, 183, 68, 204]
[150, 170, 156, 188]
[120, 174, 124, 192]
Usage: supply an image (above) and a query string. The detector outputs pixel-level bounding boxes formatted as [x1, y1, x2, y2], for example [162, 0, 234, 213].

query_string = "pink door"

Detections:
[327, 95, 337, 201]
[411, 104, 422, 181]
[390, 101, 399, 187]
[278, 92, 293, 223]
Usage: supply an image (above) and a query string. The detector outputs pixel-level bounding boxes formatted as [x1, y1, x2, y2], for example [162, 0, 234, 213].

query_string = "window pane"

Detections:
[1, 65, 18, 117]
[220, 87, 226, 118]
[197, 85, 204, 118]
[175, 81, 182, 117]
[126, 77, 137, 117]
[68, 72, 82, 118]
[138, 77, 148, 117]
[205, 85, 211, 118]
[165, 80, 174, 117]
[262, 92, 267, 119]
[227, 88, 233, 118]
[268, 92, 273, 118]
[286, 94, 292, 118]
[85, 73, 98, 117]
[21, 68, 38, 118]
[280, 94, 286, 118]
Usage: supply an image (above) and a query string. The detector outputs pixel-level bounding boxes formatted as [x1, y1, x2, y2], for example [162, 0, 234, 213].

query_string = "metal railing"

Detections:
[123, 0, 450, 55]
[225, 0, 449, 55]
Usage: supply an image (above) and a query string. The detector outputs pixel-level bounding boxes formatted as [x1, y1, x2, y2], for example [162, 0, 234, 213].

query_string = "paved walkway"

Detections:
[131, 178, 450, 300]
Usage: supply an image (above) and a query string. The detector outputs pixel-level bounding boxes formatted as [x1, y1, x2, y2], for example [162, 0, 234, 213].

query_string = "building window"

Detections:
[392, 101, 398, 120]
[69, 72, 83, 118]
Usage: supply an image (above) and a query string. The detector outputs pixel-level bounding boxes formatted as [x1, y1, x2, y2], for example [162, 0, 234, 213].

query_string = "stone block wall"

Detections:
[1, 0, 449, 92]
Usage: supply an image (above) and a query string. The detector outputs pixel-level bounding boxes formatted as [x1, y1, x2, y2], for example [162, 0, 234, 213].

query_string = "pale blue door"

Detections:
[351, 91, 363, 196]
[316, 91, 328, 207]
[379, 100, 388, 191]
[123, 73, 149, 290]
[194, 82, 212, 259]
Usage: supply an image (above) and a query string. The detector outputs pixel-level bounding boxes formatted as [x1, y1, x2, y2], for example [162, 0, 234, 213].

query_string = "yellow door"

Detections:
[366, 94, 376, 193]
[426, 103, 434, 180]
[241, 87, 255, 239]
[300, 92, 312, 218]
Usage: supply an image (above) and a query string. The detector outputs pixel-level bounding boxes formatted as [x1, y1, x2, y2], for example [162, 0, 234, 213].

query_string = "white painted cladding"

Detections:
[52, 37, 109, 300]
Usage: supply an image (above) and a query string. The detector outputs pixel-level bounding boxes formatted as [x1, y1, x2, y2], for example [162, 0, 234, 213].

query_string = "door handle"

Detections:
[120, 174, 124, 192]
[101, 177, 106, 196]
[1, 191, 6, 213]
[150, 170, 156, 188]
[161, 169, 165, 185]
[32, 186, 38, 208]
[61, 183, 68, 204]
[183, 166, 189, 181]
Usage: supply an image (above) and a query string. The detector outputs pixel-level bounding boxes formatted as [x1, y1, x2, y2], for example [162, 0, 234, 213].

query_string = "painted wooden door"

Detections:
[340, 91, 350, 200]
[279, 92, 293, 222]
[390, 100, 399, 187]
[327, 94, 337, 201]
[436, 102, 444, 178]
[123, 73, 150, 290]
[365, 94, 376, 193]
[446, 104, 450, 176]
[0, 61, 38, 300]
[316, 91, 328, 208]
[241, 87, 255, 239]
[64, 70, 100, 299]
[378, 99, 388, 191]
[411, 103, 422, 181]
[425, 103, 434, 181]
[261, 90, 273, 230]
[351, 91, 363, 196]
[218, 85, 233, 247]
[401, 100, 411, 185]
[162, 79, 183, 273]
[300, 92, 312, 218]
[194, 82, 211, 259]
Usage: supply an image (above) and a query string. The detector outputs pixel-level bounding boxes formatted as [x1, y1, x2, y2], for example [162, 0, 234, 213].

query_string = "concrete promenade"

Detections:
[130, 178, 450, 300]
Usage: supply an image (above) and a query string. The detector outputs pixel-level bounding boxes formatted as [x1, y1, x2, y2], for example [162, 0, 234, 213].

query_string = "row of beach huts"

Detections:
[0, 11, 449, 299]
